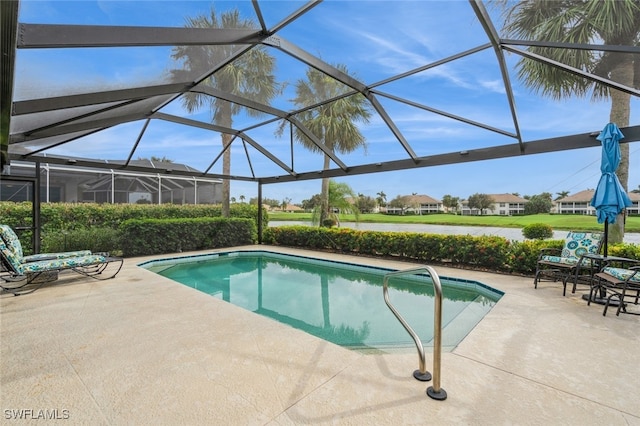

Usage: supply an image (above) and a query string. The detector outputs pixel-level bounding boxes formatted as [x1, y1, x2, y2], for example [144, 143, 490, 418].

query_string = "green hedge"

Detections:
[42, 227, 123, 254]
[264, 226, 640, 275]
[0, 201, 266, 230]
[3, 201, 638, 270]
[0, 201, 265, 255]
[120, 217, 257, 257]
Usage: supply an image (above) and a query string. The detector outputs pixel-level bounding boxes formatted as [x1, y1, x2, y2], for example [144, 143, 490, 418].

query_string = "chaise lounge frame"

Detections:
[0, 225, 123, 295]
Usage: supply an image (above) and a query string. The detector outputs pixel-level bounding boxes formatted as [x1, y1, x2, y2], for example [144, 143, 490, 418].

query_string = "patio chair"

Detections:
[590, 263, 640, 316]
[0, 224, 92, 262]
[533, 231, 604, 296]
[0, 233, 123, 296]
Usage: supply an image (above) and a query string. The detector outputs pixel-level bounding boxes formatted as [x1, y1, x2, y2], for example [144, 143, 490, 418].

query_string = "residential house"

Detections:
[281, 204, 303, 213]
[386, 194, 442, 215]
[461, 193, 528, 216]
[554, 189, 596, 215]
[629, 192, 640, 214]
[555, 189, 640, 215]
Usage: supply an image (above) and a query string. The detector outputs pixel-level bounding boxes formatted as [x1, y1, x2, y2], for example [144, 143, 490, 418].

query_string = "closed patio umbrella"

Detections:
[590, 123, 632, 257]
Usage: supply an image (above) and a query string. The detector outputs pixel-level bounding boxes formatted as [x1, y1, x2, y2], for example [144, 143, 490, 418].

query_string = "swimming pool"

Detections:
[139, 250, 502, 352]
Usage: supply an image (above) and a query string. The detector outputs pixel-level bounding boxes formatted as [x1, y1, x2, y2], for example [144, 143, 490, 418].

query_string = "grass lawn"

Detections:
[267, 212, 640, 233]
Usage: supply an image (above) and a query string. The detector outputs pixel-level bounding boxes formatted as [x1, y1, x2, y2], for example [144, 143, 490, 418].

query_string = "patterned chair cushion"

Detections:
[0, 239, 24, 274]
[23, 251, 92, 262]
[0, 224, 91, 262]
[0, 224, 23, 259]
[19, 254, 107, 274]
[539, 255, 579, 266]
[602, 267, 640, 284]
[560, 232, 603, 259]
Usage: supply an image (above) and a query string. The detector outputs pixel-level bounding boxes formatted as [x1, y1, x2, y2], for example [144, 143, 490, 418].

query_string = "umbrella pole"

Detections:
[603, 218, 608, 258]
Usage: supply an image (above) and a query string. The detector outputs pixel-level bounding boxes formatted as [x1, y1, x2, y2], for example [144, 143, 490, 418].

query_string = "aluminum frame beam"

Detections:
[18, 24, 265, 48]
[469, 0, 523, 151]
[258, 125, 640, 184]
[12, 125, 638, 186]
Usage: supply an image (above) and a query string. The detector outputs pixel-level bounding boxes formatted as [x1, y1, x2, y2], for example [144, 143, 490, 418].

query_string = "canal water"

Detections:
[268, 221, 640, 244]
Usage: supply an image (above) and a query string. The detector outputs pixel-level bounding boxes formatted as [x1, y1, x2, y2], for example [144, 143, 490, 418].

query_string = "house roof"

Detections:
[556, 189, 595, 202]
[283, 204, 303, 211]
[402, 194, 442, 205]
[489, 193, 528, 203]
[557, 189, 640, 203]
[2, 0, 640, 185]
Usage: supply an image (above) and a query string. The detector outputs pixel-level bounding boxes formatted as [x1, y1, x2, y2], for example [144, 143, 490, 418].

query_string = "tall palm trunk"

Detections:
[608, 57, 633, 243]
[221, 133, 232, 217]
[320, 153, 330, 225]
[219, 102, 232, 218]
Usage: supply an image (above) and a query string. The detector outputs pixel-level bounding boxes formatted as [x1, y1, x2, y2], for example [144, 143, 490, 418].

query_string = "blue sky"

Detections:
[14, 0, 640, 204]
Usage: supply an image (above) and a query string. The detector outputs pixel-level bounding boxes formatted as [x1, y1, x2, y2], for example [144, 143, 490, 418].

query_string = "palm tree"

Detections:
[312, 180, 359, 226]
[171, 7, 279, 217]
[500, 0, 640, 243]
[277, 64, 371, 225]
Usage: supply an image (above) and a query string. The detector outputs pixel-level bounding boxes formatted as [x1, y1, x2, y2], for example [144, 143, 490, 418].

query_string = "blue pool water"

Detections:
[139, 251, 502, 352]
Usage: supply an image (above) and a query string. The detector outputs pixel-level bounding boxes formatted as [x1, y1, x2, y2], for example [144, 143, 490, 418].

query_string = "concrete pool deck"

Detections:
[2, 245, 639, 425]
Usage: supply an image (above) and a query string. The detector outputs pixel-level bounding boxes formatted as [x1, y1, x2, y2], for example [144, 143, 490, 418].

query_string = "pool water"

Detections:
[140, 251, 502, 352]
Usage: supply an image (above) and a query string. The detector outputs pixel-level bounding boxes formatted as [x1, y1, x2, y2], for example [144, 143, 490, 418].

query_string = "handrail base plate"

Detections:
[413, 370, 432, 382]
[427, 387, 447, 401]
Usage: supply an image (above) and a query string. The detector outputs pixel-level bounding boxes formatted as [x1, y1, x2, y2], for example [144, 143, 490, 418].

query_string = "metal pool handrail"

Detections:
[383, 265, 447, 401]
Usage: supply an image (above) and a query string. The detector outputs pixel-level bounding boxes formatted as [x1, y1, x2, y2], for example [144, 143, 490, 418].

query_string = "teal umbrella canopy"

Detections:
[590, 123, 632, 225]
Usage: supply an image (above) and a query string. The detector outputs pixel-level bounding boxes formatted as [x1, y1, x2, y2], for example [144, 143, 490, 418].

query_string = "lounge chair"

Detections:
[533, 231, 604, 295]
[590, 263, 640, 316]
[0, 224, 92, 261]
[0, 226, 123, 295]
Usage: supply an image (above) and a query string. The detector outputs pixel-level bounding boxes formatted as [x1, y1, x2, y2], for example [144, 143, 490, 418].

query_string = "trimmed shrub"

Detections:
[522, 223, 553, 240]
[0, 201, 265, 255]
[322, 218, 337, 228]
[42, 227, 122, 255]
[507, 239, 556, 274]
[607, 243, 640, 260]
[0, 201, 266, 232]
[119, 217, 257, 257]
[265, 226, 640, 275]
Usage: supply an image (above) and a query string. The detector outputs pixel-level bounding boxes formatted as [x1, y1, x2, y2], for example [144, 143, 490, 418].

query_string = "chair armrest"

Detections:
[629, 267, 640, 279]
[604, 258, 640, 270]
[537, 248, 561, 260]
